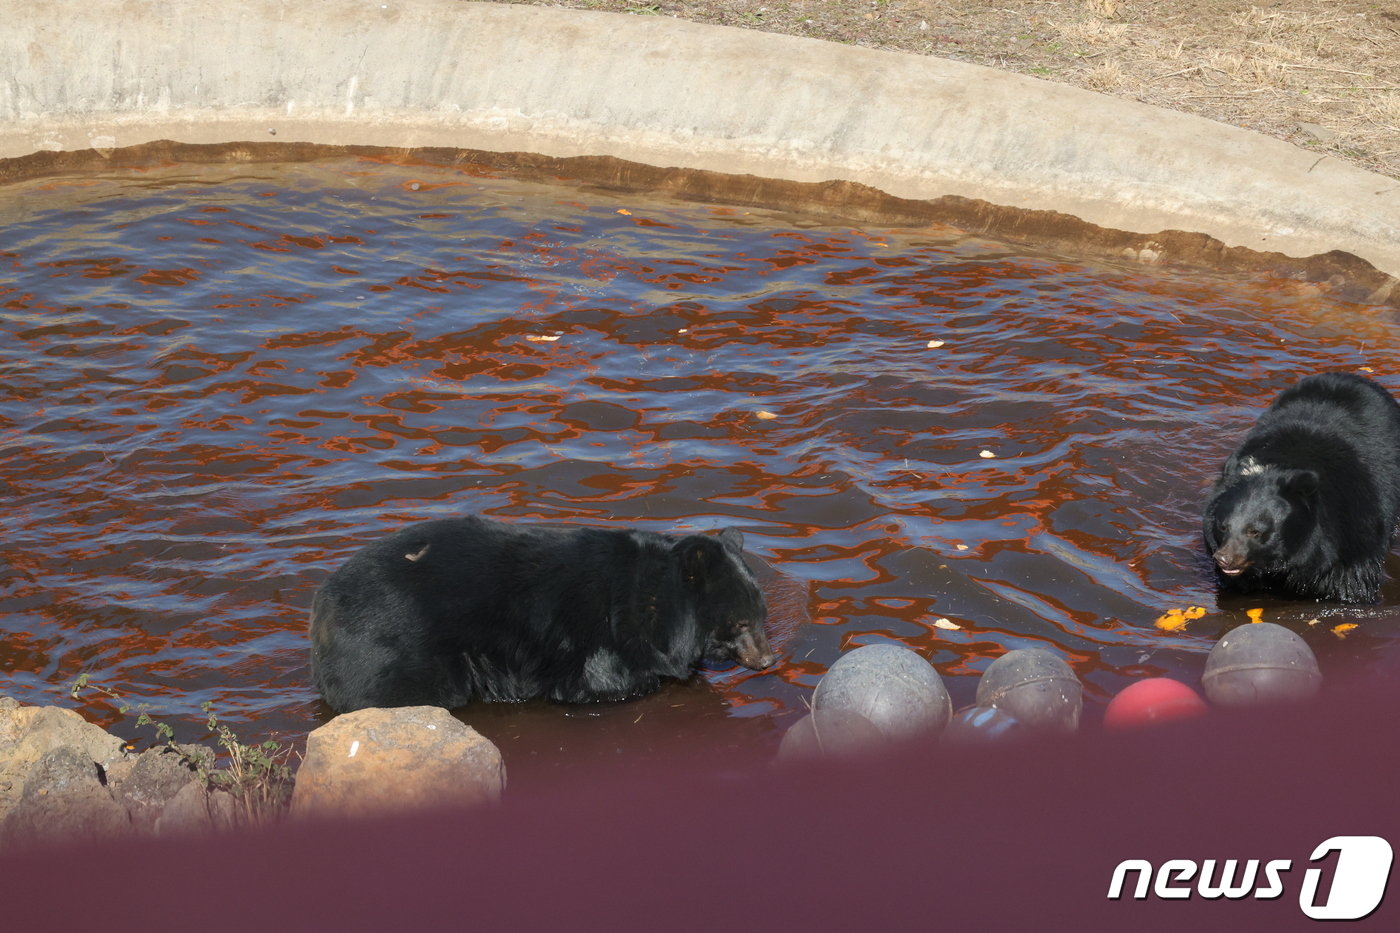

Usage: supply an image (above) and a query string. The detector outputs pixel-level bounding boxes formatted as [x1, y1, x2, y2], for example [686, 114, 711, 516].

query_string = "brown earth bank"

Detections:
[499, 0, 1400, 181]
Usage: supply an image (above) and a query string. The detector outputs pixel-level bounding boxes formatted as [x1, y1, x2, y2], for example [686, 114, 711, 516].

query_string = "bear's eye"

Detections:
[1245, 526, 1267, 540]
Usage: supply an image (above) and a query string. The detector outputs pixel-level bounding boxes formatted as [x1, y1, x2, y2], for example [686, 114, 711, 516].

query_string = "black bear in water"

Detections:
[309, 516, 774, 713]
[1202, 372, 1400, 603]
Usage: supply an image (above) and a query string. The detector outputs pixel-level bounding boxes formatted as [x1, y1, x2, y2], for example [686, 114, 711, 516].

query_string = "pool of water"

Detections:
[3, 157, 1398, 785]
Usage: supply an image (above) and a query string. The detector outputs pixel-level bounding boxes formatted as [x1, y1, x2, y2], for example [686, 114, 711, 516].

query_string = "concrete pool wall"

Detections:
[2, 0, 1397, 304]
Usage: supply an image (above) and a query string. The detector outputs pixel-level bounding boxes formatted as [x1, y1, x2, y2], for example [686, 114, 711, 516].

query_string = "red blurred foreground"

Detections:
[5, 681, 1398, 932]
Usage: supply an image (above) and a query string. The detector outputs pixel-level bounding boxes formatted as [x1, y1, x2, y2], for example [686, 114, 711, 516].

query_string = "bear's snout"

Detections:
[1213, 540, 1250, 575]
[732, 626, 776, 671]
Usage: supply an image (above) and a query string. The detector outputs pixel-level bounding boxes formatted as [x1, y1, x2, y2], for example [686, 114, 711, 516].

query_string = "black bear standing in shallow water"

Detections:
[1203, 372, 1400, 603]
[309, 516, 774, 713]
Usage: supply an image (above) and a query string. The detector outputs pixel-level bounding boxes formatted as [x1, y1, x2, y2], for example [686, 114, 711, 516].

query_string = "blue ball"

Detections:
[942, 705, 1025, 746]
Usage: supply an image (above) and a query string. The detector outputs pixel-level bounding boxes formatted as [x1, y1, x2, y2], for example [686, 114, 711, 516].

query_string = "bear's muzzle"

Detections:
[1214, 540, 1251, 576]
[732, 626, 776, 670]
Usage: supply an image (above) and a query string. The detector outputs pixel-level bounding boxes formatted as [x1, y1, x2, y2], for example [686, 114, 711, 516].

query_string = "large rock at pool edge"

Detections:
[0, 696, 126, 824]
[291, 707, 505, 820]
[1, 745, 131, 848]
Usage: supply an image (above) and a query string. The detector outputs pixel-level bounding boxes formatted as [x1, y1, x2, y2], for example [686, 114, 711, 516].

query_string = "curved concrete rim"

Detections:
[3, 0, 1398, 305]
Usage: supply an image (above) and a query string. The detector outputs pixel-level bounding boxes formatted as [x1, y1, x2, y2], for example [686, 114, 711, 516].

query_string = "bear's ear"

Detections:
[1283, 469, 1319, 498]
[674, 535, 726, 585]
[718, 527, 745, 553]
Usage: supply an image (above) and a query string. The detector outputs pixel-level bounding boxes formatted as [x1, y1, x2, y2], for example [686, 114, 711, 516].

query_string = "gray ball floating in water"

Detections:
[777, 709, 886, 762]
[812, 644, 952, 739]
[1202, 622, 1322, 708]
[975, 648, 1083, 733]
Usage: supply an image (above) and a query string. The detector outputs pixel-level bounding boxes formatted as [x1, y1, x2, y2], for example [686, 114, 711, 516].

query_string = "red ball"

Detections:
[1104, 677, 1207, 730]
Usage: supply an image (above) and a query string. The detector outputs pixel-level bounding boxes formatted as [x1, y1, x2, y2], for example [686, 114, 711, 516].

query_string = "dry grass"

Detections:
[1083, 57, 1130, 91]
[499, 0, 1400, 181]
[1082, 0, 1121, 19]
[1040, 2, 1400, 175]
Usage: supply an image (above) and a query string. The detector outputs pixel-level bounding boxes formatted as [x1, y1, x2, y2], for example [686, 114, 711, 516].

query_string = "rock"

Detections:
[291, 707, 505, 820]
[208, 789, 240, 831]
[0, 700, 127, 767]
[154, 780, 215, 836]
[0, 698, 127, 824]
[153, 779, 240, 836]
[110, 747, 200, 833]
[0, 745, 130, 848]
[1297, 122, 1338, 144]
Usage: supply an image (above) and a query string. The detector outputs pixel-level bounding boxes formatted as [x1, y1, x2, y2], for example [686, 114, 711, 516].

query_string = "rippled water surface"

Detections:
[4, 158, 1399, 780]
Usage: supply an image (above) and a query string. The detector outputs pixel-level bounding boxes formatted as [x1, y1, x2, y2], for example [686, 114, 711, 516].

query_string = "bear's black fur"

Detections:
[309, 516, 774, 713]
[1202, 372, 1400, 603]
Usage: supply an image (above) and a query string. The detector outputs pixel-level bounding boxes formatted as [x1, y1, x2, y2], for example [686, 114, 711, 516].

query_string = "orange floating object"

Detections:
[1153, 606, 1206, 632]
